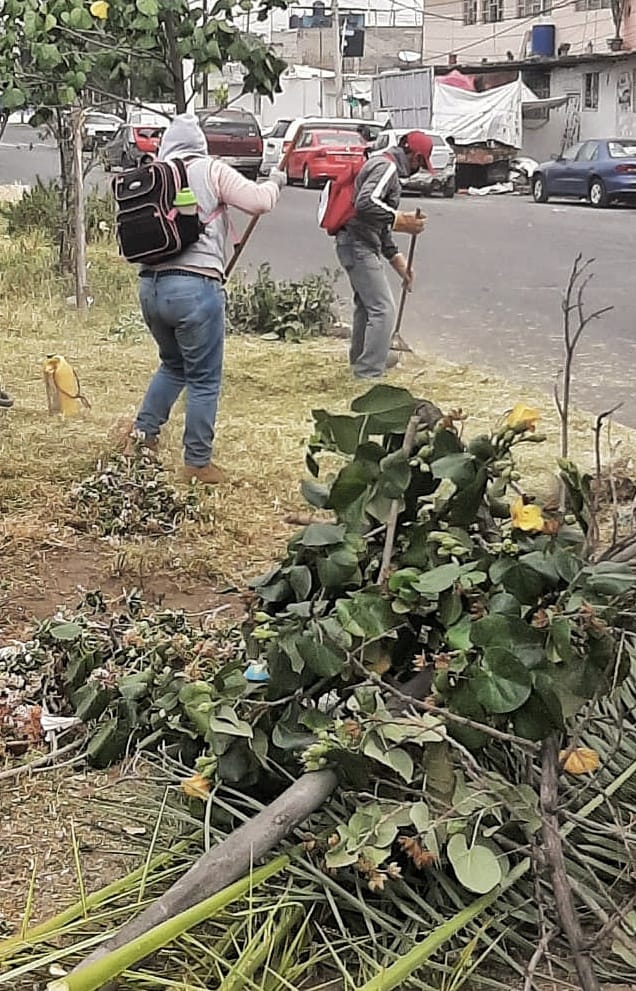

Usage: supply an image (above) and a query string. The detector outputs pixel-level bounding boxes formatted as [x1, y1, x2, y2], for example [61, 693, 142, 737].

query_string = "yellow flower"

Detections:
[560, 747, 600, 775]
[510, 498, 544, 532]
[180, 772, 211, 800]
[90, 0, 109, 19]
[506, 403, 540, 433]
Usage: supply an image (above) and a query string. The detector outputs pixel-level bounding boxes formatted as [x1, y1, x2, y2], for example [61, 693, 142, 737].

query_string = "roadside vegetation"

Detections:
[1, 211, 635, 991]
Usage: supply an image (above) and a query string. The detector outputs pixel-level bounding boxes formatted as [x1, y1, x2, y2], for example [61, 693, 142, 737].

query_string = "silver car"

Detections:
[372, 129, 456, 198]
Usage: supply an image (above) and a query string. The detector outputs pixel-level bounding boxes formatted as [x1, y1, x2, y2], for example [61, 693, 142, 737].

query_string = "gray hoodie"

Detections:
[158, 114, 208, 161]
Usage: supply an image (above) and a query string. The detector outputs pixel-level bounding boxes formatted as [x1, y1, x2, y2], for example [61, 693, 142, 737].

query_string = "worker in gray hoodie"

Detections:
[336, 131, 432, 380]
[128, 114, 286, 485]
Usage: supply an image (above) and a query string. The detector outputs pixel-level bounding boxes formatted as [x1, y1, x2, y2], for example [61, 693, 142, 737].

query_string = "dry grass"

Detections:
[2, 230, 636, 631]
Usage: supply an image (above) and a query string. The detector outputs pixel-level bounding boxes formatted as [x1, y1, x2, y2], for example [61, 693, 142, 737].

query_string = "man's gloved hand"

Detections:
[393, 211, 426, 235]
[268, 167, 287, 190]
[391, 253, 413, 292]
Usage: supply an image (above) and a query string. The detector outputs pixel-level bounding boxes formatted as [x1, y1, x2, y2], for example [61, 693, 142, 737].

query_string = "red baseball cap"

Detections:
[403, 131, 434, 171]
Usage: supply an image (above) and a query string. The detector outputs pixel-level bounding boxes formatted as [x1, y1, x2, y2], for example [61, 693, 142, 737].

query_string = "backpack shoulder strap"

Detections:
[172, 158, 188, 187]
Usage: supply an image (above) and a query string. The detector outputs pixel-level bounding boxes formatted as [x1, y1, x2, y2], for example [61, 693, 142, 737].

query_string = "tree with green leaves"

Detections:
[0, 0, 288, 287]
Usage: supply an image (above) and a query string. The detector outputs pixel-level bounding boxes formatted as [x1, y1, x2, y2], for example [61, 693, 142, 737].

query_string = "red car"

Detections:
[103, 125, 165, 170]
[286, 130, 367, 188]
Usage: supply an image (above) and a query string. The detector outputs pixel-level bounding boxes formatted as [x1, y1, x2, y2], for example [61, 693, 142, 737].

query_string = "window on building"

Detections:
[482, 0, 503, 21]
[463, 0, 478, 23]
[523, 69, 551, 120]
[575, 0, 610, 9]
[584, 72, 599, 110]
[517, 0, 551, 15]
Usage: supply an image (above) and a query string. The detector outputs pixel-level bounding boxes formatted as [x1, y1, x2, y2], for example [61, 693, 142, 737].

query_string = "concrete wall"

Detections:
[271, 26, 424, 73]
[272, 4, 618, 71]
[521, 56, 636, 161]
[199, 73, 337, 127]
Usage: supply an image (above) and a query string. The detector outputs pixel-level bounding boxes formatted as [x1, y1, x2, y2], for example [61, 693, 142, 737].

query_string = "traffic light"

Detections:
[339, 13, 365, 58]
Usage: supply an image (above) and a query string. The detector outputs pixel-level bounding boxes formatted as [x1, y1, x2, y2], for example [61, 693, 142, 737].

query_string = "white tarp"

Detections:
[432, 78, 529, 148]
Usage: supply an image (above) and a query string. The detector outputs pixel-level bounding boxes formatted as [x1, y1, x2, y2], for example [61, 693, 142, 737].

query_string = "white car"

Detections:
[83, 111, 124, 150]
[261, 116, 384, 175]
[372, 129, 456, 198]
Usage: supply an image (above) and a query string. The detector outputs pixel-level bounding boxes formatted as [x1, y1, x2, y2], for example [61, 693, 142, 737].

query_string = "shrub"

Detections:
[1, 179, 115, 243]
[226, 264, 339, 341]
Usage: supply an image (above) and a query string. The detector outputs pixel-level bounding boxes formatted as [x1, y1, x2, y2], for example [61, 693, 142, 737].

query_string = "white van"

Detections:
[261, 116, 383, 175]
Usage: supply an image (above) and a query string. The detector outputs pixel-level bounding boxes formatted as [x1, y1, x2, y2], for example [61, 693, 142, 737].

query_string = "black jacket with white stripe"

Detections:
[337, 148, 409, 260]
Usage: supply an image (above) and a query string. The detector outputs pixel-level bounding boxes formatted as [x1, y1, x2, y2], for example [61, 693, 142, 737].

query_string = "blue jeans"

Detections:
[135, 272, 225, 467]
[336, 235, 395, 379]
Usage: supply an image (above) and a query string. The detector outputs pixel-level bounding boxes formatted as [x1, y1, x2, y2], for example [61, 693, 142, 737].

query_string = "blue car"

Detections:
[532, 138, 636, 208]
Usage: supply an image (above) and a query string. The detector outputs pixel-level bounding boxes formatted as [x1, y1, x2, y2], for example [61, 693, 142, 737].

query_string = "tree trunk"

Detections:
[56, 109, 74, 275]
[68, 770, 338, 985]
[71, 109, 88, 310]
[164, 11, 187, 113]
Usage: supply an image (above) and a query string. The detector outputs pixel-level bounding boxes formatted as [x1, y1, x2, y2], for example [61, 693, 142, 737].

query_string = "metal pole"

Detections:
[420, 0, 426, 62]
[332, 0, 344, 117]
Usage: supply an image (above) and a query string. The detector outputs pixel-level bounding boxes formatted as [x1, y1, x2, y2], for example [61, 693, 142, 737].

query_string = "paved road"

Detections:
[243, 189, 636, 425]
[3, 124, 635, 424]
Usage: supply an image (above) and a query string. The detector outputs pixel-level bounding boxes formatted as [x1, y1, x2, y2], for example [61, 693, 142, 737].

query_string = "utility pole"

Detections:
[332, 0, 344, 116]
[419, 0, 426, 62]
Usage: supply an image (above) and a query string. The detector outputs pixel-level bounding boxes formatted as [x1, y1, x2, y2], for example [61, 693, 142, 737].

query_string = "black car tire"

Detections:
[589, 177, 608, 208]
[533, 174, 548, 203]
[443, 180, 455, 199]
[303, 165, 315, 190]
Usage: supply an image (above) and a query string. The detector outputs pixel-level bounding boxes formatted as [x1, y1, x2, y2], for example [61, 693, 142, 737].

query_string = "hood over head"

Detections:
[159, 114, 208, 161]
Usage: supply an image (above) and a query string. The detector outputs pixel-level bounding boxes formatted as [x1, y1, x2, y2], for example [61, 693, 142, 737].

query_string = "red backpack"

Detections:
[317, 154, 392, 236]
[317, 162, 360, 236]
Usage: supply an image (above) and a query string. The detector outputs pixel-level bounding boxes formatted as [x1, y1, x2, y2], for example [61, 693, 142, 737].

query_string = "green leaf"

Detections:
[336, 592, 398, 640]
[413, 563, 461, 597]
[579, 561, 634, 597]
[300, 522, 346, 547]
[363, 736, 413, 781]
[136, 0, 159, 15]
[489, 558, 546, 605]
[447, 466, 488, 526]
[86, 720, 125, 769]
[327, 460, 371, 513]
[301, 478, 329, 508]
[73, 682, 111, 722]
[446, 615, 472, 651]
[50, 621, 83, 641]
[351, 384, 416, 433]
[297, 638, 345, 677]
[512, 688, 563, 741]
[488, 592, 521, 617]
[312, 410, 365, 455]
[44, 12, 57, 30]
[288, 565, 312, 602]
[472, 649, 532, 714]
[409, 802, 430, 832]
[549, 616, 573, 662]
[432, 453, 476, 487]
[447, 833, 502, 894]
[378, 449, 411, 498]
[118, 670, 152, 701]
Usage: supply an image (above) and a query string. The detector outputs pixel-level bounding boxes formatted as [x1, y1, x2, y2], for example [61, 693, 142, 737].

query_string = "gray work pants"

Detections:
[336, 237, 395, 379]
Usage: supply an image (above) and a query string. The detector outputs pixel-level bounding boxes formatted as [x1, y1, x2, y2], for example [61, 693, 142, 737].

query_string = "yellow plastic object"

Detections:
[43, 355, 90, 416]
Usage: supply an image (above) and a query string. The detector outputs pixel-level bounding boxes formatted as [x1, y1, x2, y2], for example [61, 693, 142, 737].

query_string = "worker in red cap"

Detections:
[335, 130, 432, 379]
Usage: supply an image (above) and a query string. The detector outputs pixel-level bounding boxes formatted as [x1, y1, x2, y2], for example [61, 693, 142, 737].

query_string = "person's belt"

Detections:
[140, 269, 223, 282]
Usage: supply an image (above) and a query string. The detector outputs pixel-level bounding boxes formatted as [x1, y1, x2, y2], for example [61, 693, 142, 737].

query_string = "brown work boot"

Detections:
[183, 463, 226, 485]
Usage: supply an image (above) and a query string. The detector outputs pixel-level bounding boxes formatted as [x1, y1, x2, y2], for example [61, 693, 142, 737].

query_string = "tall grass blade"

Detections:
[45, 856, 289, 991]
[354, 860, 530, 991]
